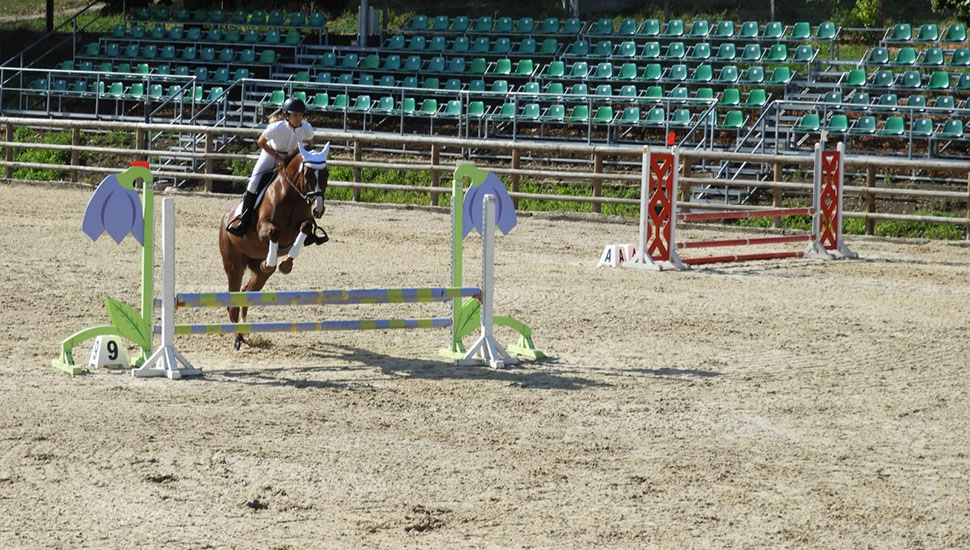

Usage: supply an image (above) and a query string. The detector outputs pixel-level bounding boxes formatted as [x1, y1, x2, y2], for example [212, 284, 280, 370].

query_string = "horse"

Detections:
[218, 142, 331, 349]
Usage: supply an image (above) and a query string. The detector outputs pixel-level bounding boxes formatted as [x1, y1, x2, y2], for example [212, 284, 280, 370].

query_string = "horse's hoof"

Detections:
[279, 258, 293, 274]
[260, 261, 276, 273]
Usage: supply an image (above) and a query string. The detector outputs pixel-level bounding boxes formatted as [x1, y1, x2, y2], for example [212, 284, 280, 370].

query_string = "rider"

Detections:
[226, 97, 314, 236]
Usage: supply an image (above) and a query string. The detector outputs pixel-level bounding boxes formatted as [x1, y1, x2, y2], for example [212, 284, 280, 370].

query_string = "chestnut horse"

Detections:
[218, 142, 331, 349]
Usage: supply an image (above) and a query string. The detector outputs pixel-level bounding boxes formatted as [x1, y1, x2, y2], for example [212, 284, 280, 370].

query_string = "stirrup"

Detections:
[225, 216, 247, 237]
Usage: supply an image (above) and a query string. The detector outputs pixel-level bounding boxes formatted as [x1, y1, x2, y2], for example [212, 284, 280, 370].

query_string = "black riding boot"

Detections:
[226, 190, 258, 236]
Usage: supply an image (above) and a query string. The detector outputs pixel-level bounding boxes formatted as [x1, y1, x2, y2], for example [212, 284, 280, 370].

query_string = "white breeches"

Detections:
[246, 150, 280, 193]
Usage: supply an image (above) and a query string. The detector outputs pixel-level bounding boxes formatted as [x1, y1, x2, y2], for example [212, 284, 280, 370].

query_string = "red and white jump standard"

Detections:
[620, 142, 857, 271]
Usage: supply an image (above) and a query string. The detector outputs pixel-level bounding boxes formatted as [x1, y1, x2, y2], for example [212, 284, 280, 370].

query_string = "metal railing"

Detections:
[1, 117, 968, 237]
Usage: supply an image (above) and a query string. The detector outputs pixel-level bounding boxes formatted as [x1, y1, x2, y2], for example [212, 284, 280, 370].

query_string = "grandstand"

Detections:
[3, 6, 969, 156]
[1, 2, 969, 211]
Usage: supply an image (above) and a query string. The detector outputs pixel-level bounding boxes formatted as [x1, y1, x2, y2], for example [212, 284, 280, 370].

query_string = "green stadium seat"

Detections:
[518, 103, 541, 122]
[430, 15, 449, 32]
[825, 114, 848, 134]
[643, 86, 663, 103]
[906, 94, 926, 110]
[815, 22, 838, 39]
[135, 63, 150, 74]
[594, 84, 613, 98]
[491, 37, 512, 55]
[643, 107, 665, 126]
[357, 73, 375, 86]
[638, 19, 661, 37]
[435, 99, 461, 118]
[616, 40, 637, 58]
[148, 83, 163, 100]
[664, 42, 686, 60]
[200, 47, 216, 62]
[793, 45, 816, 63]
[428, 36, 446, 53]
[666, 64, 688, 82]
[938, 118, 965, 139]
[662, 19, 685, 37]
[712, 20, 734, 38]
[489, 80, 509, 94]
[617, 18, 638, 36]
[640, 41, 661, 60]
[889, 23, 912, 41]
[739, 21, 759, 39]
[717, 65, 740, 84]
[898, 70, 922, 89]
[762, 22, 783, 39]
[618, 106, 641, 125]
[688, 43, 711, 61]
[541, 60, 565, 78]
[921, 47, 945, 66]
[892, 47, 917, 65]
[639, 63, 662, 82]
[849, 115, 877, 135]
[874, 93, 898, 110]
[492, 16, 513, 33]
[740, 66, 764, 84]
[218, 47, 235, 63]
[422, 77, 439, 89]
[716, 43, 737, 61]
[340, 53, 359, 69]
[540, 104, 566, 123]
[668, 86, 689, 104]
[185, 27, 201, 41]
[942, 23, 967, 43]
[768, 66, 793, 85]
[407, 36, 427, 51]
[257, 49, 276, 64]
[916, 23, 939, 42]
[592, 105, 614, 124]
[465, 57, 487, 75]
[515, 17, 535, 34]
[224, 28, 241, 43]
[745, 89, 768, 107]
[451, 16, 469, 32]
[348, 95, 372, 113]
[928, 70, 950, 89]
[568, 61, 589, 78]
[141, 44, 158, 60]
[717, 110, 745, 130]
[566, 83, 587, 98]
[514, 38, 537, 55]
[911, 118, 934, 137]
[171, 7, 188, 22]
[543, 82, 564, 98]
[450, 36, 469, 53]
[849, 92, 870, 109]
[538, 38, 559, 56]
[669, 108, 692, 127]
[691, 64, 713, 83]
[843, 68, 866, 87]
[284, 31, 302, 46]
[794, 113, 820, 132]
[539, 17, 560, 34]
[740, 43, 762, 62]
[789, 22, 811, 40]
[689, 20, 710, 38]
[719, 87, 741, 106]
[593, 62, 613, 79]
[878, 116, 905, 136]
[513, 59, 535, 77]
[565, 105, 590, 124]
[267, 9, 285, 26]
[764, 43, 787, 62]
[472, 16, 493, 33]
[325, 94, 348, 112]
[591, 40, 613, 57]
[950, 48, 970, 66]
[589, 18, 613, 36]
[249, 10, 266, 25]
[408, 15, 428, 32]
[467, 101, 485, 119]
[933, 95, 955, 109]
[488, 58, 511, 75]
[617, 62, 638, 81]
[956, 72, 970, 91]
[491, 103, 515, 121]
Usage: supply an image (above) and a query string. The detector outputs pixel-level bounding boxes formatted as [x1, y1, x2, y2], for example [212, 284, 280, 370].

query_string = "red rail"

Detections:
[678, 235, 811, 249]
[679, 207, 814, 222]
[681, 250, 806, 265]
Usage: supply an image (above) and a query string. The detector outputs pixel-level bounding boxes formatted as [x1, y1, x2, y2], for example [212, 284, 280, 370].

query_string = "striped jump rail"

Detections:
[161, 317, 454, 336]
[678, 207, 814, 223]
[159, 287, 481, 309]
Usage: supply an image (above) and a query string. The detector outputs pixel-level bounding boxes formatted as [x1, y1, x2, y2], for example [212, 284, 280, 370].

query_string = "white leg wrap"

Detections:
[287, 231, 308, 261]
[266, 240, 278, 267]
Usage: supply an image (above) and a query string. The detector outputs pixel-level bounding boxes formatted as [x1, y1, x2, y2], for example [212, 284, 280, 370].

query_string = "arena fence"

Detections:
[1, 117, 969, 237]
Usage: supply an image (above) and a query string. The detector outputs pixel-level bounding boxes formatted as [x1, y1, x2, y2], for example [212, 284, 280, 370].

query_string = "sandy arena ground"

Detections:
[1, 182, 969, 549]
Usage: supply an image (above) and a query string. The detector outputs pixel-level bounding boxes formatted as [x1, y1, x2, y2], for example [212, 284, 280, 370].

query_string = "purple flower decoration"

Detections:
[462, 171, 517, 237]
[82, 173, 144, 245]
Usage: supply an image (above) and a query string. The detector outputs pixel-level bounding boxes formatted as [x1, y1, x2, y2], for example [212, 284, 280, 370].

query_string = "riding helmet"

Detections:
[282, 97, 306, 114]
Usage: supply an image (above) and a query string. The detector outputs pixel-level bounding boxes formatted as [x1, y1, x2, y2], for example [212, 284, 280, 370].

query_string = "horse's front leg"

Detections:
[257, 220, 280, 273]
[279, 220, 314, 275]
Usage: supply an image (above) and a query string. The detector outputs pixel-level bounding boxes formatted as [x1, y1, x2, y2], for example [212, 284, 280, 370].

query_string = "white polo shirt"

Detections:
[261, 120, 314, 155]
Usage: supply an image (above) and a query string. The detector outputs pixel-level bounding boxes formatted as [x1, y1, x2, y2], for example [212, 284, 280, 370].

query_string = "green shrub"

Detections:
[12, 127, 71, 181]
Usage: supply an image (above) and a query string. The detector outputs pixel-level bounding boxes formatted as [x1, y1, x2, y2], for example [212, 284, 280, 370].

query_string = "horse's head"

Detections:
[298, 142, 330, 218]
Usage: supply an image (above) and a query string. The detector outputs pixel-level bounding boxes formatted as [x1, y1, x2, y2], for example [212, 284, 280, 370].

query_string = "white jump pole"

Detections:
[131, 198, 201, 379]
[459, 194, 518, 369]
